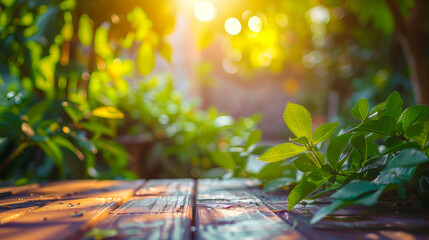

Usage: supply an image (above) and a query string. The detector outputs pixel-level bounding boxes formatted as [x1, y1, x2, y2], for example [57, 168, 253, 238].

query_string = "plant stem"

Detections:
[308, 144, 323, 166]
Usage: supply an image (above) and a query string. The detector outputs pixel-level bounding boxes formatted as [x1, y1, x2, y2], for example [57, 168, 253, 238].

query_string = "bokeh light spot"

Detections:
[222, 59, 238, 74]
[226, 48, 242, 62]
[111, 14, 120, 24]
[283, 78, 300, 95]
[225, 18, 241, 35]
[276, 13, 288, 28]
[194, 1, 215, 22]
[308, 6, 330, 24]
[248, 16, 262, 32]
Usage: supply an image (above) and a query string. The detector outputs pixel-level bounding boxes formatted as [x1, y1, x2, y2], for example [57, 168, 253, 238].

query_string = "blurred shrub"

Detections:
[118, 75, 261, 178]
[0, 0, 261, 183]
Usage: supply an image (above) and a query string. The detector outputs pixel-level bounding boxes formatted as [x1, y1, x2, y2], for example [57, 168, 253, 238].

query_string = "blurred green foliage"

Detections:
[0, 0, 260, 183]
[119, 76, 261, 178]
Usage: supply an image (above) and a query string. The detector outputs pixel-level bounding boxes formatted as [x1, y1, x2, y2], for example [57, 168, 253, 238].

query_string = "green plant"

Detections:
[259, 91, 429, 224]
[0, 79, 136, 181]
[119, 75, 262, 178]
[0, 0, 173, 182]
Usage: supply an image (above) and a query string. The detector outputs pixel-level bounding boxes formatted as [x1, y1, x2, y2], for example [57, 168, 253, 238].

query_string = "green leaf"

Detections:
[351, 133, 367, 162]
[263, 177, 297, 193]
[321, 164, 335, 174]
[287, 170, 331, 210]
[38, 140, 65, 178]
[210, 151, 235, 170]
[385, 136, 402, 148]
[310, 187, 384, 224]
[52, 135, 84, 161]
[92, 106, 124, 119]
[366, 140, 380, 157]
[257, 161, 297, 180]
[283, 102, 312, 140]
[405, 120, 429, 147]
[136, 42, 155, 76]
[80, 122, 114, 137]
[245, 129, 262, 149]
[351, 98, 369, 120]
[310, 199, 351, 224]
[375, 166, 417, 185]
[369, 101, 386, 117]
[72, 134, 97, 154]
[327, 133, 353, 169]
[380, 91, 403, 120]
[78, 14, 93, 46]
[397, 105, 429, 132]
[312, 122, 340, 144]
[258, 143, 305, 162]
[386, 149, 429, 169]
[331, 180, 379, 200]
[94, 25, 113, 59]
[353, 116, 396, 135]
[294, 152, 322, 172]
[26, 100, 49, 126]
[289, 136, 309, 145]
[63, 103, 84, 123]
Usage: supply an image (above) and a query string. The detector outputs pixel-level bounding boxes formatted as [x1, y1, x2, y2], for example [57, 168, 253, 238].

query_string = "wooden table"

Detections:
[0, 178, 428, 240]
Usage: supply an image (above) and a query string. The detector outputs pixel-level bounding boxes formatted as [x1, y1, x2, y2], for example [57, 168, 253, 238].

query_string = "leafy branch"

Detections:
[259, 91, 429, 224]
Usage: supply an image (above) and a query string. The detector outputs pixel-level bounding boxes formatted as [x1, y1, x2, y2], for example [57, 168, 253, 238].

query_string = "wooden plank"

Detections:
[0, 197, 120, 240]
[258, 189, 429, 240]
[0, 180, 144, 240]
[73, 180, 145, 204]
[0, 180, 143, 225]
[113, 195, 192, 214]
[136, 178, 194, 196]
[196, 178, 304, 240]
[89, 179, 194, 240]
[0, 180, 98, 225]
[0, 183, 40, 198]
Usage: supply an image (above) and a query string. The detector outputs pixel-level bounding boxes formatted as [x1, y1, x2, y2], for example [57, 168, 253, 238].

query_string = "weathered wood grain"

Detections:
[0, 197, 120, 240]
[136, 178, 194, 196]
[0, 183, 40, 198]
[0, 180, 144, 239]
[74, 180, 145, 204]
[0, 180, 143, 226]
[88, 179, 194, 240]
[87, 180, 194, 239]
[0, 180, 98, 225]
[196, 178, 304, 240]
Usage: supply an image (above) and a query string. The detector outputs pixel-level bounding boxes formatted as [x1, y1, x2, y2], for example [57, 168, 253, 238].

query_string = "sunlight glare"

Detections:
[248, 16, 262, 32]
[194, 1, 215, 21]
[225, 18, 241, 35]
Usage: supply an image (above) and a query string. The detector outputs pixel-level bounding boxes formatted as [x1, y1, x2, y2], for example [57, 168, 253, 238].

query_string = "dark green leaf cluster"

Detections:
[0, 81, 135, 181]
[259, 91, 429, 224]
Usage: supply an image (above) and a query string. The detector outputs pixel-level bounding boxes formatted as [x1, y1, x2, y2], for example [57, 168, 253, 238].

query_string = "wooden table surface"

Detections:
[0, 178, 428, 240]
